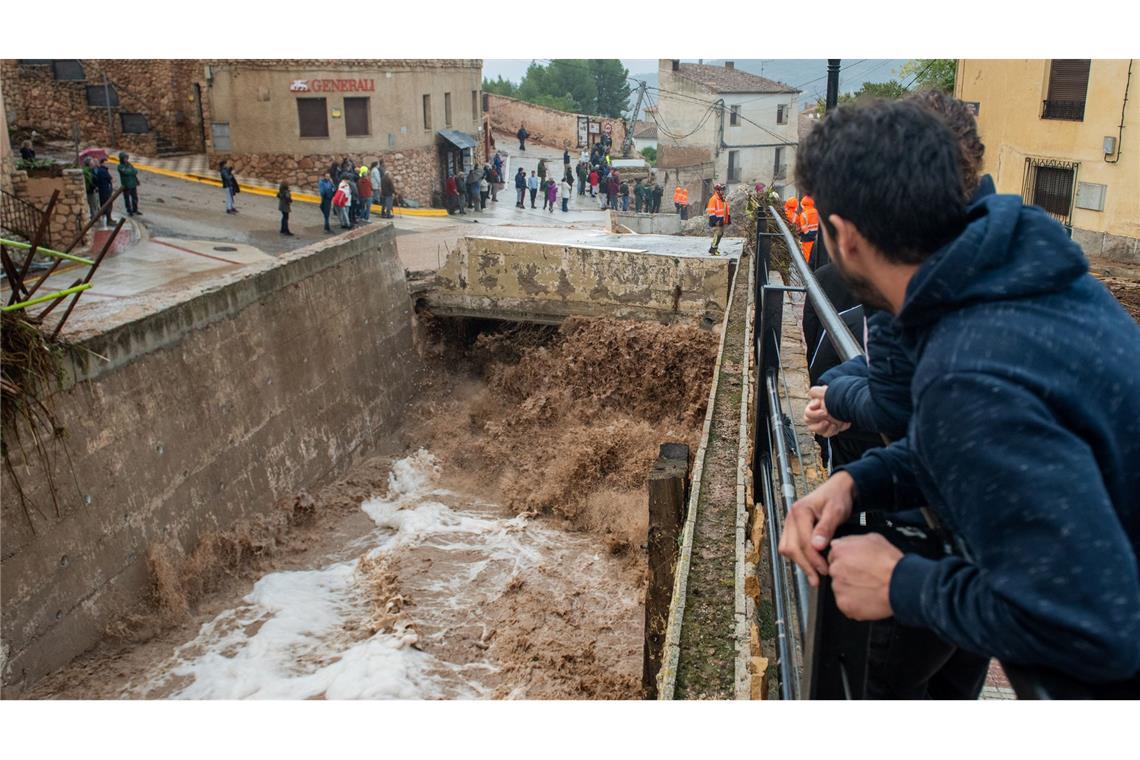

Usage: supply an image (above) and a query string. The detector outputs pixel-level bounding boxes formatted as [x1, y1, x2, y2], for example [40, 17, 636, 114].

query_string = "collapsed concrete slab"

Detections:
[420, 234, 740, 328]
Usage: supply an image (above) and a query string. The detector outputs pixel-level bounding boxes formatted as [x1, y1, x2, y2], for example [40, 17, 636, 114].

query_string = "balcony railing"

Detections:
[1042, 99, 1085, 121]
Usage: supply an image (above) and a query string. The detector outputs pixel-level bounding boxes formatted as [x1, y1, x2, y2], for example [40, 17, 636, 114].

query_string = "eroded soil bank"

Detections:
[26, 317, 717, 699]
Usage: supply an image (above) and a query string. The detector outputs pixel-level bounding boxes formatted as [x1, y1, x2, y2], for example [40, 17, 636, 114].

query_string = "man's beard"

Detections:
[830, 243, 891, 311]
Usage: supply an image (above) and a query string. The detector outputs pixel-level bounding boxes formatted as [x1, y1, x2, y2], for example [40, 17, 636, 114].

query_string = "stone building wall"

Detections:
[5, 169, 89, 248]
[486, 93, 627, 151]
[0, 60, 203, 156]
[208, 144, 448, 207]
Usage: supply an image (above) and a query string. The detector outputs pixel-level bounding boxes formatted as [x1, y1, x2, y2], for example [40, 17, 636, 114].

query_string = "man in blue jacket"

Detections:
[780, 99, 1140, 693]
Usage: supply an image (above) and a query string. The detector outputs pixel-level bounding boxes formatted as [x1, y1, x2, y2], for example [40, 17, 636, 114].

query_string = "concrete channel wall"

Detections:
[0, 226, 419, 693]
[428, 235, 730, 327]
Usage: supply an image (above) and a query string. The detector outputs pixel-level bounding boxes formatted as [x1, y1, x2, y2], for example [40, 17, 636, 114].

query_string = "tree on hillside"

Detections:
[817, 80, 908, 112]
[898, 59, 956, 93]
[640, 146, 657, 166]
[591, 60, 632, 118]
[484, 60, 631, 117]
[483, 76, 518, 97]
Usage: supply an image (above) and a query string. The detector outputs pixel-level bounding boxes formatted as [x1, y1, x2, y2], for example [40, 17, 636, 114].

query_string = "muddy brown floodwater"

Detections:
[29, 317, 718, 700]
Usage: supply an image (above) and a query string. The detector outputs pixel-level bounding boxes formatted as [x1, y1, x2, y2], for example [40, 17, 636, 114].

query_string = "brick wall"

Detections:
[487, 93, 627, 151]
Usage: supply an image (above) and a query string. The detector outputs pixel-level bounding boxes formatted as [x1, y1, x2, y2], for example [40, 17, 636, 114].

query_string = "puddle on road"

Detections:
[119, 451, 641, 699]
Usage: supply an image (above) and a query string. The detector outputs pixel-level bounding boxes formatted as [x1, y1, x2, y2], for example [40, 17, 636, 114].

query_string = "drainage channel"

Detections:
[28, 314, 720, 700]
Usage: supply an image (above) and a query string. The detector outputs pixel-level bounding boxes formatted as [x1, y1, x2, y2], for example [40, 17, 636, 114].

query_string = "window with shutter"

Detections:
[120, 113, 149, 134]
[344, 97, 370, 137]
[297, 98, 329, 138]
[1022, 157, 1078, 226]
[1043, 60, 1090, 120]
[86, 84, 119, 107]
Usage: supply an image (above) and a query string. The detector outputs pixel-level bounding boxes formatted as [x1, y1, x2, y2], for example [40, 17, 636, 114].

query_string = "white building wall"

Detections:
[656, 61, 799, 196]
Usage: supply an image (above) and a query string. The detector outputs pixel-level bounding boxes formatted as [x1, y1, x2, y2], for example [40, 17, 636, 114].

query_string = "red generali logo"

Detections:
[290, 78, 375, 93]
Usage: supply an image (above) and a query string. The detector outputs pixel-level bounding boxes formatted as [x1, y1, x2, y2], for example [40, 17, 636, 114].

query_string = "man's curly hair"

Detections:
[909, 89, 986, 199]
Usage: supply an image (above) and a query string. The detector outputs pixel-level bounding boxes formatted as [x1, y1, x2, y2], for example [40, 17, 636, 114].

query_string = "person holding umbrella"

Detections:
[93, 158, 114, 226]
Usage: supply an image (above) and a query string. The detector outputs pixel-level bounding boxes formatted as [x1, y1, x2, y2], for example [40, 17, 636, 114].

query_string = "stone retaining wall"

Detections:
[207, 144, 446, 206]
[487, 93, 627, 151]
[0, 225, 420, 694]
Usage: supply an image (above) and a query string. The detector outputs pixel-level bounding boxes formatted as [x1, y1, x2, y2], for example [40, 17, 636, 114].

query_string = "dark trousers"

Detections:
[97, 191, 112, 223]
[480, 191, 489, 209]
[519, 139, 526, 150]
[280, 211, 290, 234]
[561, 197, 568, 212]
[320, 200, 332, 230]
[529, 188, 537, 207]
[578, 179, 585, 195]
[123, 187, 139, 214]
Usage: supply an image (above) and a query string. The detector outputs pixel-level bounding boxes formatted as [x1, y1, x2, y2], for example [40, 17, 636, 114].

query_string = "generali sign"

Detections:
[290, 78, 376, 93]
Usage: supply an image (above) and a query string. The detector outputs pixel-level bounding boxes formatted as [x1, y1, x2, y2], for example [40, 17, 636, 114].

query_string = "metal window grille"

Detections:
[85, 84, 119, 108]
[119, 113, 149, 134]
[1023, 157, 1078, 226]
[1043, 60, 1090, 121]
[51, 60, 85, 81]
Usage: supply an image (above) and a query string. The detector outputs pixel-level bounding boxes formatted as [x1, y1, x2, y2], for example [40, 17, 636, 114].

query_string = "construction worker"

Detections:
[706, 183, 730, 255]
[797, 195, 820, 263]
[784, 196, 799, 225]
[673, 184, 690, 220]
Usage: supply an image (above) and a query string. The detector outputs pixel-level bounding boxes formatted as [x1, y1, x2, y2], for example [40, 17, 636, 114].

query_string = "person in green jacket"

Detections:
[634, 179, 645, 212]
[117, 152, 141, 216]
[81, 158, 98, 221]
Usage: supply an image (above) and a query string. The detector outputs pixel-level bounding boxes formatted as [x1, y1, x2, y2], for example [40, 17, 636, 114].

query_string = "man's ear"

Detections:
[828, 214, 864, 261]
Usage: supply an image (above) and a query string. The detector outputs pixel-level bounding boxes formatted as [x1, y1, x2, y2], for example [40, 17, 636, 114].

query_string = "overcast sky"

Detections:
[483, 60, 658, 83]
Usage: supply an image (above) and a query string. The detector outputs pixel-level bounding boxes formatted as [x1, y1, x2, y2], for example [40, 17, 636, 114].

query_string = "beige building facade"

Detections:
[956, 59, 1138, 262]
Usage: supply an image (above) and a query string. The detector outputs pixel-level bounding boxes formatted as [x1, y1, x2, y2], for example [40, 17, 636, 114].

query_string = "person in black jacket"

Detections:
[517, 124, 528, 151]
[219, 160, 240, 214]
[783, 98, 1140, 697]
[93, 158, 114, 226]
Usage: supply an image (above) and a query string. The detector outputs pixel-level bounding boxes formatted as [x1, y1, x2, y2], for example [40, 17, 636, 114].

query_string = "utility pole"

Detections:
[622, 80, 647, 158]
[103, 72, 115, 148]
[826, 59, 841, 111]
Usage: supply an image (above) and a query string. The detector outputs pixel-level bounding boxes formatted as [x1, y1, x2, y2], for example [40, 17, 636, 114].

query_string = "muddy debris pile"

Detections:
[412, 316, 718, 551]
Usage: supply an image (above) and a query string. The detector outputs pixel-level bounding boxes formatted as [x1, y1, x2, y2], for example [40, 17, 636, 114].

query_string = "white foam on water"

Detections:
[124, 449, 562, 700]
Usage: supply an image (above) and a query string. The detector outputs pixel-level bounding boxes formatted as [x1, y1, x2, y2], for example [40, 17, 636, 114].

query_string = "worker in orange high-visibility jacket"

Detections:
[706, 183, 730, 255]
[796, 195, 820, 263]
[784, 196, 799, 225]
[673, 185, 690, 220]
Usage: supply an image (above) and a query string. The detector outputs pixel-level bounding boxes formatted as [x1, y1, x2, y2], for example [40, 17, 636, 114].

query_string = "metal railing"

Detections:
[754, 204, 863, 699]
[1041, 99, 1086, 120]
[1, 189, 51, 248]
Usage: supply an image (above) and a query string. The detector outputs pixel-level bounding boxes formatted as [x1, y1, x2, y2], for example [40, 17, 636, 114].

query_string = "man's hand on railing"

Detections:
[778, 471, 856, 586]
[829, 534, 902, 621]
[804, 385, 852, 438]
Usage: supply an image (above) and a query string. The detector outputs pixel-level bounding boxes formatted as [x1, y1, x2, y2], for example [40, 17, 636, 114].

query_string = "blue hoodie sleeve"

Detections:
[835, 437, 926, 511]
[819, 355, 869, 387]
[890, 372, 1140, 683]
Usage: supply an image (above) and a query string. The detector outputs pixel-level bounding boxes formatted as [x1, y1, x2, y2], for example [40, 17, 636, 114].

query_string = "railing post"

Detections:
[643, 442, 690, 698]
